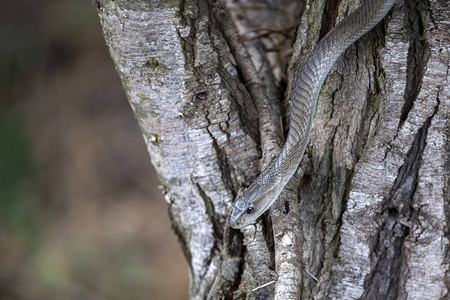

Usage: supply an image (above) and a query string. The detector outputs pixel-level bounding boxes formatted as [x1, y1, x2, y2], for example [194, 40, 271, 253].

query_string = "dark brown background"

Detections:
[0, 0, 188, 299]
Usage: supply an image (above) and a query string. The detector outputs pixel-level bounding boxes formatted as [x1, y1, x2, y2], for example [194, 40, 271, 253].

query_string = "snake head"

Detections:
[229, 177, 279, 229]
[229, 184, 260, 229]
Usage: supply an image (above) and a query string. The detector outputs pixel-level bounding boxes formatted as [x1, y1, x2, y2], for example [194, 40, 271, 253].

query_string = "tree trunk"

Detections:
[95, 0, 449, 299]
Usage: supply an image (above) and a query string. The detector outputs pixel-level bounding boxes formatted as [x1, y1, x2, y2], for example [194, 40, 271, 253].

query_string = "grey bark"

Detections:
[96, 0, 449, 299]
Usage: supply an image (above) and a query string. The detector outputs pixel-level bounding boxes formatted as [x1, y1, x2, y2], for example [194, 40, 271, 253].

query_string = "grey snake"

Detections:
[230, 0, 396, 229]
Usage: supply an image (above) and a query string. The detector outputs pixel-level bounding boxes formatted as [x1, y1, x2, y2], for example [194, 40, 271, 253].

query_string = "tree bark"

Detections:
[96, 0, 449, 299]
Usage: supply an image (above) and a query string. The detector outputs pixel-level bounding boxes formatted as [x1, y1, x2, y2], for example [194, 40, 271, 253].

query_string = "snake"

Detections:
[229, 0, 396, 229]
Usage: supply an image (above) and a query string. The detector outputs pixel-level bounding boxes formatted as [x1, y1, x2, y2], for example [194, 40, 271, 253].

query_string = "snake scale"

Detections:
[230, 0, 396, 229]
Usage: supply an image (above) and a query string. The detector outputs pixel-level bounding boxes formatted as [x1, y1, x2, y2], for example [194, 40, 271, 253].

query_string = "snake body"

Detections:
[230, 0, 396, 229]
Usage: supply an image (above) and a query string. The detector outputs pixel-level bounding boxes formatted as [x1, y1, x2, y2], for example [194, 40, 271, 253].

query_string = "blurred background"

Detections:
[0, 0, 189, 299]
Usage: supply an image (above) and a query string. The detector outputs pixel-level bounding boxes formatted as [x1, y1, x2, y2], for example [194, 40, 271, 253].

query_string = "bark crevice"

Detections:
[399, 0, 430, 127]
[320, 0, 341, 39]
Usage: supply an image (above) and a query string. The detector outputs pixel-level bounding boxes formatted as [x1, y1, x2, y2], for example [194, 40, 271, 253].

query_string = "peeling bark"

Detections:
[96, 0, 449, 299]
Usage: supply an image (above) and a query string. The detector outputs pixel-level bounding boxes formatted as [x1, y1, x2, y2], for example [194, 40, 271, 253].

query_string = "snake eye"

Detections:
[246, 207, 255, 214]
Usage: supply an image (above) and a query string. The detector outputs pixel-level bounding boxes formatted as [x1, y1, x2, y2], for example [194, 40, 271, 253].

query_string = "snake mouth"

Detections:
[230, 220, 241, 229]
[229, 207, 244, 229]
[230, 218, 246, 229]
[230, 219, 247, 229]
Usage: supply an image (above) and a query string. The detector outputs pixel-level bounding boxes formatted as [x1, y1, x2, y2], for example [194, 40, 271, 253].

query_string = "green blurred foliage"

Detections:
[0, 0, 188, 299]
[0, 112, 39, 243]
[0, 0, 98, 242]
[0, 0, 187, 300]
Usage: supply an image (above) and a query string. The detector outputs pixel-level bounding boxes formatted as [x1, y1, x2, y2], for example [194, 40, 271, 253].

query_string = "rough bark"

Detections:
[96, 0, 449, 299]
